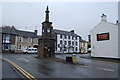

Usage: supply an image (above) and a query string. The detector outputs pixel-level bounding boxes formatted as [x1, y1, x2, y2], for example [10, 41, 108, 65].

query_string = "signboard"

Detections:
[97, 33, 109, 41]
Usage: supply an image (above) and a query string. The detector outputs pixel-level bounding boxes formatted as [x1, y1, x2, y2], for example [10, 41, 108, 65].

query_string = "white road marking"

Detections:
[83, 65, 115, 72]
[17, 58, 29, 62]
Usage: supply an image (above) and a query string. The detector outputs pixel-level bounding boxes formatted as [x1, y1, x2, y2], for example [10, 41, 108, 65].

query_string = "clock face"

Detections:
[47, 29, 50, 32]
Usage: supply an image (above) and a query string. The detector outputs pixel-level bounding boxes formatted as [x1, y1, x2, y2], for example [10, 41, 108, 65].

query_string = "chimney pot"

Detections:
[34, 30, 37, 35]
[70, 30, 74, 33]
[101, 14, 107, 22]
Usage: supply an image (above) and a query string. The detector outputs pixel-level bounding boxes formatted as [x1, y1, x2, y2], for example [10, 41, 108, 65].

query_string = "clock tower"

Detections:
[38, 6, 55, 58]
[42, 6, 53, 37]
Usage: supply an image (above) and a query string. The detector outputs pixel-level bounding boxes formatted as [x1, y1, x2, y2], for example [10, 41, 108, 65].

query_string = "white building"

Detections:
[53, 29, 81, 54]
[90, 14, 119, 59]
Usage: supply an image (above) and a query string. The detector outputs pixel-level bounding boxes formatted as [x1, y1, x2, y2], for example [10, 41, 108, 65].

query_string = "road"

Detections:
[2, 53, 119, 79]
[2, 59, 22, 79]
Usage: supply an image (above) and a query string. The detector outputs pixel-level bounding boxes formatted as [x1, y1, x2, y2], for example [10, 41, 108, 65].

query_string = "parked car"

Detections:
[23, 48, 37, 54]
[87, 48, 91, 53]
[23, 49, 28, 53]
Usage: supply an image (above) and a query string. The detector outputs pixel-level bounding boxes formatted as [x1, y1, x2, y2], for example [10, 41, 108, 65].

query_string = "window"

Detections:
[64, 35, 67, 39]
[73, 47, 74, 52]
[60, 34, 62, 38]
[18, 37, 23, 42]
[64, 41, 67, 45]
[72, 41, 74, 45]
[76, 47, 78, 51]
[60, 47, 62, 51]
[28, 38, 32, 43]
[72, 36, 74, 40]
[6, 34, 10, 43]
[64, 47, 67, 51]
[68, 41, 71, 45]
[60, 40, 62, 45]
[3, 44, 10, 50]
[76, 42, 78, 46]
[34, 38, 38, 43]
[75, 37, 77, 40]
[3, 34, 10, 43]
[68, 36, 70, 39]
[58, 44, 60, 48]
[18, 45, 22, 50]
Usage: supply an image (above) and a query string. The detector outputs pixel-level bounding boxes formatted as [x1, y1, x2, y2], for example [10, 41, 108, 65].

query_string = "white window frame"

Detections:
[28, 38, 32, 43]
[18, 37, 23, 42]
[18, 45, 22, 50]
[34, 38, 38, 43]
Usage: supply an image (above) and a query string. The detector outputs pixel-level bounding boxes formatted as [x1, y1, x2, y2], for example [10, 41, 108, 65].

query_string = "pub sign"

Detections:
[97, 33, 109, 41]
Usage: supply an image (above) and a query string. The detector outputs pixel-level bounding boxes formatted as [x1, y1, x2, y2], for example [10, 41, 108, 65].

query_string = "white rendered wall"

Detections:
[90, 21, 119, 58]
[118, 2, 120, 59]
[55, 34, 80, 53]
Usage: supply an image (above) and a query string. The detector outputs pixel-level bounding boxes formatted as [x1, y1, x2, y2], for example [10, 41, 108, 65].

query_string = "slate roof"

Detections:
[1, 26, 39, 38]
[53, 29, 80, 37]
[1, 26, 16, 35]
[15, 30, 39, 38]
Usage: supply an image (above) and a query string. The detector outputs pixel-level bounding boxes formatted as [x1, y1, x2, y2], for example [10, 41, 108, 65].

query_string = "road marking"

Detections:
[83, 65, 115, 72]
[17, 58, 29, 62]
[99, 68, 115, 72]
[2, 58, 37, 80]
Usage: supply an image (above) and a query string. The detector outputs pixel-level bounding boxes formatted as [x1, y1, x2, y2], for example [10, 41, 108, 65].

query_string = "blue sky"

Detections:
[2, 2, 118, 40]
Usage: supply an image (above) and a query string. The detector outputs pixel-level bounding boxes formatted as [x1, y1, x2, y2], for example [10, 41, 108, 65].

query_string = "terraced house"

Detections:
[1, 26, 39, 53]
[53, 29, 81, 54]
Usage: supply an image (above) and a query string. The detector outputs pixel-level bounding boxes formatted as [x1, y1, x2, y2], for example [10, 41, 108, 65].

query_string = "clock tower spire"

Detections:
[45, 6, 49, 22]
[42, 6, 53, 37]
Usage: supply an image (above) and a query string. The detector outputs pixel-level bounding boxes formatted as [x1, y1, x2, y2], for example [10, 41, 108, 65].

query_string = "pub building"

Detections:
[90, 14, 119, 59]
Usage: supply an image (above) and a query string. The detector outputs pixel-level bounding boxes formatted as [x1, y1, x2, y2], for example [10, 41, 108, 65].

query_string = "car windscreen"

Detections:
[28, 49, 32, 51]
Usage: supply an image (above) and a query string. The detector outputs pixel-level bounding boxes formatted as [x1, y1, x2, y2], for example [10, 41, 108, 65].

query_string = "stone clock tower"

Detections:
[38, 6, 55, 58]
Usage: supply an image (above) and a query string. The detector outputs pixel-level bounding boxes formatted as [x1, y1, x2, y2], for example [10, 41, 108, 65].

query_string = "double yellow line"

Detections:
[2, 58, 37, 80]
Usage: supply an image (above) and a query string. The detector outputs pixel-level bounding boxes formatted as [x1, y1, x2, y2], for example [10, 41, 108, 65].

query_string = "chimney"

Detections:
[11, 25, 15, 29]
[34, 30, 37, 35]
[101, 14, 107, 22]
[70, 30, 74, 33]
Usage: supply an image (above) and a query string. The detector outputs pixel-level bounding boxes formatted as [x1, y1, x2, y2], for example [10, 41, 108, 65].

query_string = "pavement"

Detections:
[78, 53, 119, 63]
[2, 53, 119, 79]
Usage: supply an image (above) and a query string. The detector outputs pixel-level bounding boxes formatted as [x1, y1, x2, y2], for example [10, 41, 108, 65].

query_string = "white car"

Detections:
[87, 48, 91, 53]
[23, 48, 37, 54]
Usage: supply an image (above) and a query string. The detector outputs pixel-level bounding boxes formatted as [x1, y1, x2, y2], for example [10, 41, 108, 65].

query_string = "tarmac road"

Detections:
[2, 59, 22, 79]
[2, 53, 119, 79]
